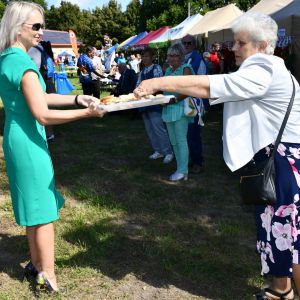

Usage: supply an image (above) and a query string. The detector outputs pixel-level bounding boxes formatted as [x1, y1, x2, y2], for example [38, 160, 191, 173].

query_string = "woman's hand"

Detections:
[134, 78, 158, 98]
[77, 95, 100, 107]
[88, 102, 106, 118]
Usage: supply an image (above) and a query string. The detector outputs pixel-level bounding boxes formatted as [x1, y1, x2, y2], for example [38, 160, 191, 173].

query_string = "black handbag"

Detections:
[240, 74, 296, 205]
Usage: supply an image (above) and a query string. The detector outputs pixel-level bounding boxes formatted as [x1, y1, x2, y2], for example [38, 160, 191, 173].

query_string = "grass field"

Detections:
[0, 75, 264, 299]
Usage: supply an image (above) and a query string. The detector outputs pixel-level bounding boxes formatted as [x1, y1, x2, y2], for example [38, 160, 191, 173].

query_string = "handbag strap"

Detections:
[271, 73, 296, 158]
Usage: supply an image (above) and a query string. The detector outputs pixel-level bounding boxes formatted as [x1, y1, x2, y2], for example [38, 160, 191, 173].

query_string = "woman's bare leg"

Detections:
[293, 264, 300, 295]
[264, 277, 293, 299]
[26, 226, 40, 270]
[35, 222, 58, 290]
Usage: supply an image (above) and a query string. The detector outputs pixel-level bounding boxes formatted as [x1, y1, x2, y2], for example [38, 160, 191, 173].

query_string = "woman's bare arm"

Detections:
[22, 71, 105, 125]
[134, 75, 210, 99]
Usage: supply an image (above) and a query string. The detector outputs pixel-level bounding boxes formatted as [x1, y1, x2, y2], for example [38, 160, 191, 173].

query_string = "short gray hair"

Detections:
[167, 43, 185, 63]
[231, 12, 278, 55]
[0, 1, 44, 52]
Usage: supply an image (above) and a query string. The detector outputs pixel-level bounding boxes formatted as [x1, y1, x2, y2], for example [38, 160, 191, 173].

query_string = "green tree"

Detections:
[98, 0, 128, 44]
[0, 1, 5, 18]
[82, 8, 104, 47]
[140, 0, 261, 31]
[45, 2, 85, 34]
[124, 0, 141, 35]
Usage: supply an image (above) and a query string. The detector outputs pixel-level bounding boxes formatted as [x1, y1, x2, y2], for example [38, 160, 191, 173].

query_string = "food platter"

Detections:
[97, 93, 175, 112]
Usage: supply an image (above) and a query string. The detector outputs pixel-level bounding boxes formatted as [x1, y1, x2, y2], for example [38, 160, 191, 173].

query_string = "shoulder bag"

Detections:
[184, 97, 205, 126]
[240, 74, 296, 205]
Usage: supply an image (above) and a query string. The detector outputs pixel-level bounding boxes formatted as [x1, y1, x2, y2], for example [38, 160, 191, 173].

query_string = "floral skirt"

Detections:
[256, 142, 300, 277]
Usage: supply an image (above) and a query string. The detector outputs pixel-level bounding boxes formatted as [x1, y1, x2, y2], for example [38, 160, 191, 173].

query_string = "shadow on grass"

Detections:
[0, 105, 260, 299]
[49, 108, 260, 299]
[0, 234, 28, 281]
[59, 214, 258, 299]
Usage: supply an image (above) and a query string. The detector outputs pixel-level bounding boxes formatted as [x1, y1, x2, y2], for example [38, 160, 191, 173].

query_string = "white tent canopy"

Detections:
[271, 0, 300, 83]
[189, 4, 243, 37]
[248, 0, 293, 14]
[150, 13, 202, 44]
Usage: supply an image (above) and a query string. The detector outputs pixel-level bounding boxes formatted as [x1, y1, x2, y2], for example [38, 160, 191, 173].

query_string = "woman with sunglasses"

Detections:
[163, 43, 194, 181]
[0, 1, 105, 293]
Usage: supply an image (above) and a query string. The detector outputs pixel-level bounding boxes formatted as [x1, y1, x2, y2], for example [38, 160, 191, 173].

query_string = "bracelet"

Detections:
[74, 94, 80, 106]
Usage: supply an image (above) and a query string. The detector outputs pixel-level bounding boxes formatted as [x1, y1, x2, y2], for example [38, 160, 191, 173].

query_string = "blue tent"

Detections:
[58, 50, 74, 58]
[120, 32, 148, 50]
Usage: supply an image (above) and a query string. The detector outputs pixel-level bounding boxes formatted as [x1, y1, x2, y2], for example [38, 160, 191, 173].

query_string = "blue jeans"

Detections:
[166, 117, 189, 174]
[187, 115, 203, 166]
[142, 111, 172, 155]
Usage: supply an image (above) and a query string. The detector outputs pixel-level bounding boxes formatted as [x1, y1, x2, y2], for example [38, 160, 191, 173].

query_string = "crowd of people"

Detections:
[1, 1, 300, 299]
[74, 31, 232, 182]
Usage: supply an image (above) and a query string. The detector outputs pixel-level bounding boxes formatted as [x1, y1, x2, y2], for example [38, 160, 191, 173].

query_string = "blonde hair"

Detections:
[167, 43, 185, 64]
[0, 1, 44, 52]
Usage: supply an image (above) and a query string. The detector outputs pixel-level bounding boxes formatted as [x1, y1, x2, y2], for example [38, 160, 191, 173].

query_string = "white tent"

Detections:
[248, 0, 293, 14]
[150, 14, 202, 45]
[189, 4, 243, 37]
[271, 0, 300, 83]
[208, 0, 295, 46]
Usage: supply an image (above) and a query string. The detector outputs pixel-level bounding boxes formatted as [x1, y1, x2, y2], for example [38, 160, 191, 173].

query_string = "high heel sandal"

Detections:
[36, 272, 59, 294]
[255, 287, 294, 299]
[23, 261, 38, 280]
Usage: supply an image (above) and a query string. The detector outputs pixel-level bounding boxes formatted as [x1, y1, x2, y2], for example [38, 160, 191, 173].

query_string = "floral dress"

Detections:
[256, 142, 300, 276]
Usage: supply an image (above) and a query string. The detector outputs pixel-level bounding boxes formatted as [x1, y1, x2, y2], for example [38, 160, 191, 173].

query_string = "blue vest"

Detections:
[139, 65, 162, 112]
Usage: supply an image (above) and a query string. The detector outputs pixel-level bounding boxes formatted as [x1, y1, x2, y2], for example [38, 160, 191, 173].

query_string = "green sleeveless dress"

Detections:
[0, 47, 64, 226]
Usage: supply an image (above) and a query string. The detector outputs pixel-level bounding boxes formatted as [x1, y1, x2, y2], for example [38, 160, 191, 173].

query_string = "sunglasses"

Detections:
[23, 23, 44, 31]
[183, 41, 192, 46]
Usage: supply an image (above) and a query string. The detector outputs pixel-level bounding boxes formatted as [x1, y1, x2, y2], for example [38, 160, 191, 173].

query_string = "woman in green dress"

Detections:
[0, 1, 105, 293]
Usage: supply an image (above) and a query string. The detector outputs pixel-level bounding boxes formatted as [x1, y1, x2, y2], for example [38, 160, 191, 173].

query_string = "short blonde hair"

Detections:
[0, 1, 44, 52]
[167, 43, 185, 64]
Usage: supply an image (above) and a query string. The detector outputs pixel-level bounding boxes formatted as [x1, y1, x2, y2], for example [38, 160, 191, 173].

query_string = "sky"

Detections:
[46, 0, 131, 11]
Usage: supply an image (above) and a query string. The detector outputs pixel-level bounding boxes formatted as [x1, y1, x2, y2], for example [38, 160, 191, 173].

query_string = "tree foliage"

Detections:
[0, 1, 5, 18]
[0, 0, 261, 46]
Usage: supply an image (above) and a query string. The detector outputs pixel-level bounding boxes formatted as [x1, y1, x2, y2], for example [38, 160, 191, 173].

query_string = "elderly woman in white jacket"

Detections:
[135, 12, 300, 300]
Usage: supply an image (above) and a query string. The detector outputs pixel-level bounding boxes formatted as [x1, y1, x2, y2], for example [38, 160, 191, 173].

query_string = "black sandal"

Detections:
[23, 261, 38, 280]
[36, 273, 59, 294]
[255, 287, 294, 300]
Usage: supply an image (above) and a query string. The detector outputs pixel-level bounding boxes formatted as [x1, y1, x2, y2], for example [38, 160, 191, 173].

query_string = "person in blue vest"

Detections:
[77, 46, 103, 97]
[136, 47, 173, 163]
[181, 34, 207, 174]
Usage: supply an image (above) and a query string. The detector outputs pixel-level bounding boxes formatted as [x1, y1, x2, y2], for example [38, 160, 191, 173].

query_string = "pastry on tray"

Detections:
[100, 93, 165, 105]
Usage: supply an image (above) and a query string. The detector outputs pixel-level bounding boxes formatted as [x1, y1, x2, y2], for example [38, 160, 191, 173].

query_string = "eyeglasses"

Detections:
[183, 41, 192, 46]
[23, 23, 44, 31]
[167, 54, 179, 58]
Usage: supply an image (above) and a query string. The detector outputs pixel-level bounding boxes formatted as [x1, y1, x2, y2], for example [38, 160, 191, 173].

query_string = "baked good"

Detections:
[100, 95, 117, 104]
[118, 93, 138, 102]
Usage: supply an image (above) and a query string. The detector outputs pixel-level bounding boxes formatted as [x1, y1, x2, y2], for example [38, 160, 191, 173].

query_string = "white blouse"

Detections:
[209, 53, 300, 171]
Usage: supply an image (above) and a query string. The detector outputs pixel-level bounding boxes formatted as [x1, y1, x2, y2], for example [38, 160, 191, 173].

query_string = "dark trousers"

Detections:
[82, 81, 101, 98]
[187, 115, 203, 166]
[91, 80, 101, 98]
[82, 82, 93, 96]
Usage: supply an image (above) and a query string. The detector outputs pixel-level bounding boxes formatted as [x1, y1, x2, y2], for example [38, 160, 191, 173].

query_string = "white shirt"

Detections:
[209, 53, 300, 171]
[91, 55, 104, 80]
[129, 59, 139, 73]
